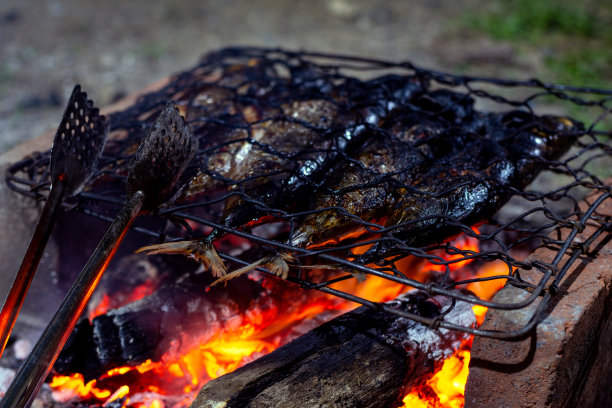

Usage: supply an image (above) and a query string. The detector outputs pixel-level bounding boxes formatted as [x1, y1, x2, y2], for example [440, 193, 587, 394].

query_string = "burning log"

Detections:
[190, 291, 475, 408]
[54, 264, 338, 382]
[56, 270, 245, 380]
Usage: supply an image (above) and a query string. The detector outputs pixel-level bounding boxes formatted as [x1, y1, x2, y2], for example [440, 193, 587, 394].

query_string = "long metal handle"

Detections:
[0, 178, 66, 359]
[0, 191, 145, 408]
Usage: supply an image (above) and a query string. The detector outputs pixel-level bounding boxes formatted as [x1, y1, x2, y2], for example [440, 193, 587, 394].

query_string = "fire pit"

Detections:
[1, 47, 611, 407]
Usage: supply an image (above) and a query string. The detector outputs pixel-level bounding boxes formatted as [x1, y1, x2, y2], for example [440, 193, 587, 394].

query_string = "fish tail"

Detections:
[201, 243, 229, 278]
[136, 239, 228, 278]
[210, 253, 293, 286]
[135, 240, 196, 256]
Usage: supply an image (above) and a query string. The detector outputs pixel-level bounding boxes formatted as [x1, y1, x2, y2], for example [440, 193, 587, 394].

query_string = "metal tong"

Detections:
[0, 102, 198, 408]
[0, 85, 108, 359]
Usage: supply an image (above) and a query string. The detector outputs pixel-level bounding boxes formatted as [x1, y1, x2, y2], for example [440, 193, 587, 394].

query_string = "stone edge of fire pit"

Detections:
[0, 78, 169, 333]
[465, 188, 612, 408]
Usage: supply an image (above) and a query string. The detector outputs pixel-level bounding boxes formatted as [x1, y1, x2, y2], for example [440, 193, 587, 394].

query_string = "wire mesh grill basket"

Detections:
[6, 47, 612, 339]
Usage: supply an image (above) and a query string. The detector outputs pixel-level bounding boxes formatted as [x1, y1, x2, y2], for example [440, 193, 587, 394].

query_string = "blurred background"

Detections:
[0, 0, 610, 152]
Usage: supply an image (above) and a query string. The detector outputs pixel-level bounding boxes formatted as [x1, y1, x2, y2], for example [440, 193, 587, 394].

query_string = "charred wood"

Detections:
[190, 291, 475, 408]
[54, 265, 323, 381]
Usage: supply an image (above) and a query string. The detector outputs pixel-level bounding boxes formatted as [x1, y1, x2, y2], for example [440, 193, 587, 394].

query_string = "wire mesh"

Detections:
[5, 46, 612, 339]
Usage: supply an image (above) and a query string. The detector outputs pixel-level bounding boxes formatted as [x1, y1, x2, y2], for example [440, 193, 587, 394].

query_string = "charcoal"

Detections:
[94, 310, 159, 368]
[53, 266, 324, 381]
[55, 271, 235, 380]
[54, 319, 102, 379]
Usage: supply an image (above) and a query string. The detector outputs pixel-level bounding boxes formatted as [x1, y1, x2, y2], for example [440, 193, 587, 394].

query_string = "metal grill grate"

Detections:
[6, 47, 612, 339]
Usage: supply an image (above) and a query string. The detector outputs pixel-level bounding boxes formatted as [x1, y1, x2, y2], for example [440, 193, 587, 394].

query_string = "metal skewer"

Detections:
[0, 85, 108, 359]
[0, 102, 198, 408]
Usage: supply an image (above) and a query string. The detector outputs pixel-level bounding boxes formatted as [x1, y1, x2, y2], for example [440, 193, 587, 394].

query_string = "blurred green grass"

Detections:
[465, 0, 612, 89]
[471, 0, 600, 40]
[463, 0, 611, 131]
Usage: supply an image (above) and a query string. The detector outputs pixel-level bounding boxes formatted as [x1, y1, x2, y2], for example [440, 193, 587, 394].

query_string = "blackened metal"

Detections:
[5, 47, 612, 342]
[0, 103, 197, 408]
[0, 85, 108, 359]
[127, 102, 199, 211]
[0, 191, 145, 408]
[50, 84, 108, 197]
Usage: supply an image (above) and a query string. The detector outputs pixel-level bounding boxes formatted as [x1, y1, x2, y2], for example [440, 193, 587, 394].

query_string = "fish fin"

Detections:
[136, 240, 228, 278]
[265, 254, 292, 280]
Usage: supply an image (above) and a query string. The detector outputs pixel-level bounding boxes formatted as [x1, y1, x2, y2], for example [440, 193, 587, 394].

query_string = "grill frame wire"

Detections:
[6, 47, 612, 340]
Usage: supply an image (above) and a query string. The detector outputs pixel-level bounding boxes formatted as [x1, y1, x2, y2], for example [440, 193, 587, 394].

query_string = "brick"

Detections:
[465, 189, 612, 407]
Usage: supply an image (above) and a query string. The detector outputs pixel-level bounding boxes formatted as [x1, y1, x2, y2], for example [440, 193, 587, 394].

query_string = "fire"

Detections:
[464, 260, 509, 303]
[107, 385, 130, 403]
[401, 349, 471, 408]
[50, 295, 349, 406]
[430, 349, 472, 407]
[50, 231, 508, 408]
[50, 374, 111, 401]
[176, 327, 276, 381]
[89, 279, 158, 320]
[399, 294, 492, 408]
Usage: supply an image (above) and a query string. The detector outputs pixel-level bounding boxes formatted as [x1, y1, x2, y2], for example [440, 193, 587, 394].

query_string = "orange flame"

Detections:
[50, 299, 344, 405]
[89, 279, 157, 321]
[89, 293, 112, 321]
[399, 288, 493, 408]
[401, 348, 471, 408]
[51, 231, 507, 408]
[425, 229, 481, 273]
[107, 385, 130, 404]
[49, 374, 111, 401]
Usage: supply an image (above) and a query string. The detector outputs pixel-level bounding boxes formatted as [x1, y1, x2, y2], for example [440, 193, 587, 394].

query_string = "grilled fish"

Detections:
[289, 88, 492, 249]
[290, 114, 444, 249]
[139, 97, 362, 276]
[211, 110, 581, 284]
[138, 76, 429, 276]
[382, 112, 580, 250]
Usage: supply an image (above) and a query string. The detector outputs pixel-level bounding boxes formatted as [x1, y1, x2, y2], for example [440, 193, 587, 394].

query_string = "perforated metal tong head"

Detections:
[0, 85, 108, 361]
[50, 84, 109, 197]
[0, 101, 198, 408]
[128, 101, 199, 210]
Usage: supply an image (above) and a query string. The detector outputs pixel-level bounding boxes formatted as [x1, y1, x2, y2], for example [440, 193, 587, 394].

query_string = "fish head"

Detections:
[501, 111, 582, 162]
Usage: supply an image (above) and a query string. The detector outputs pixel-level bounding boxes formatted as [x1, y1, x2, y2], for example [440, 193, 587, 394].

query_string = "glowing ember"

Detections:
[107, 385, 130, 404]
[89, 279, 158, 321]
[50, 294, 352, 406]
[50, 232, 508, 408]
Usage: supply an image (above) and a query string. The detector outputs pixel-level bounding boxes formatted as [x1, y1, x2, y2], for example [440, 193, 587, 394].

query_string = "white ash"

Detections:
[13, 339, 32, 360]
[129, 391, 197, 408]
[385, 292, 476, 362]
[250, 222, 286, 240]
[0, 366, 16, 394]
